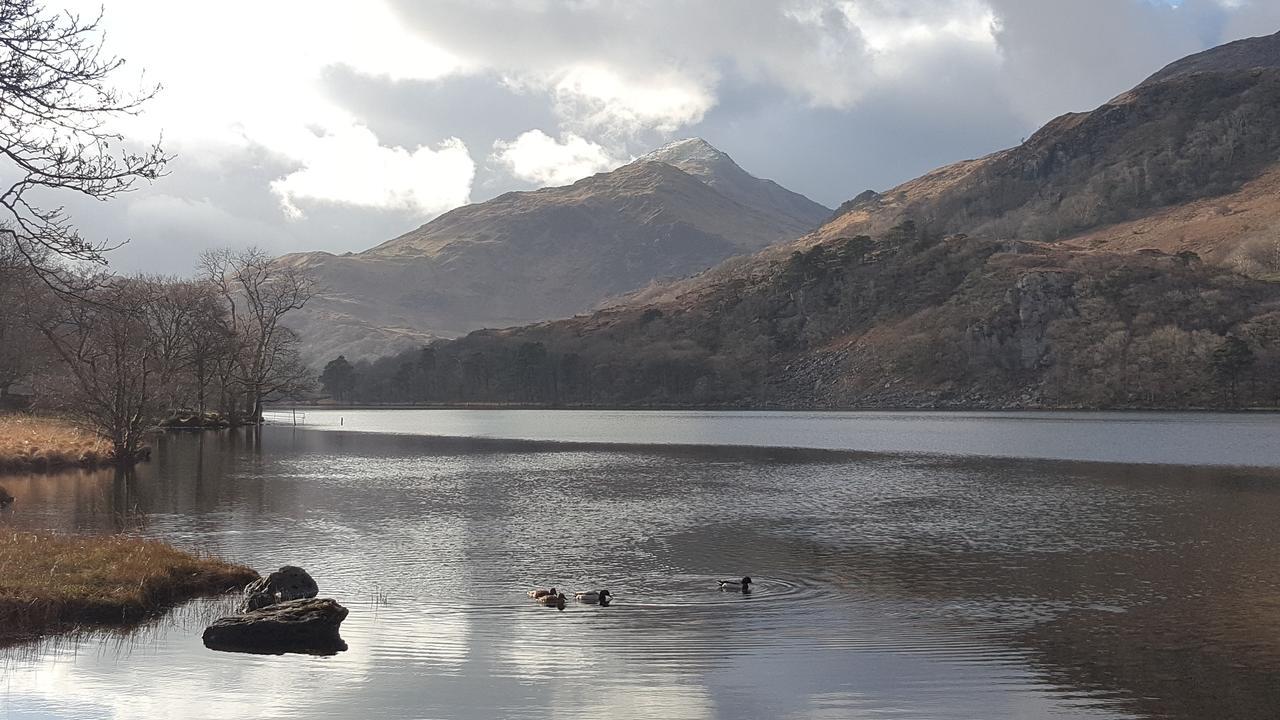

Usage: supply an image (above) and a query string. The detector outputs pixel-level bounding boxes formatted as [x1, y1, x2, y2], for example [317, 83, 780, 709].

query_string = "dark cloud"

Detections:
[689, 34, 1027, 207]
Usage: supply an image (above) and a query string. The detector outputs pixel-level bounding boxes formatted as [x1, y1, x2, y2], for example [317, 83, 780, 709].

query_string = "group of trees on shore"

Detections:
[1, 247, 315, 462]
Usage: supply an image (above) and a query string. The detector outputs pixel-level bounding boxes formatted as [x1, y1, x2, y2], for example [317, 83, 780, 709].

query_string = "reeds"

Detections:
[0, 531, 259, 645]
[0, 414, 114, 472]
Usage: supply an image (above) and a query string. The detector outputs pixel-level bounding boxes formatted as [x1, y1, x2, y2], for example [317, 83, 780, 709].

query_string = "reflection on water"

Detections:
[2, 417, 1280, 719]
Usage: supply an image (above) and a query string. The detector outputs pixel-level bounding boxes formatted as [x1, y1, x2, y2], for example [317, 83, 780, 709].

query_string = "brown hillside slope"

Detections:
[819, 67, 1280, 248]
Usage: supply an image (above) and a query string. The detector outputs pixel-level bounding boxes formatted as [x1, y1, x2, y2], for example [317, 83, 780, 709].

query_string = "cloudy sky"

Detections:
[46, 0, 1280, 275]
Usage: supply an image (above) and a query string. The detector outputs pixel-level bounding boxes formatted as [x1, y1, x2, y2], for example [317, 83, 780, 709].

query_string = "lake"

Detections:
[3, 410, 1280, 719]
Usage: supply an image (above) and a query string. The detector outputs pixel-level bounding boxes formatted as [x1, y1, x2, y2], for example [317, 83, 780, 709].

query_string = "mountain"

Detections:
[281, 139, 831, 362]
[347, 31, 1280, 410]
[636, 138, 832, 230]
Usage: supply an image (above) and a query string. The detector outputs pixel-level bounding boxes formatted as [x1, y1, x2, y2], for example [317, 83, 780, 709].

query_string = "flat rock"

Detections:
[202, 598, 348, 655]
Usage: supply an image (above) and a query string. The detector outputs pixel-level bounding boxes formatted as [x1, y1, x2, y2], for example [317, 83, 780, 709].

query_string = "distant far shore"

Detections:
[267, 402, 1280, 414]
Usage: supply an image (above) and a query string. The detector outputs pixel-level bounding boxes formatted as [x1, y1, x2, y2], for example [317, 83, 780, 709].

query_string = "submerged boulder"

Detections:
[203, 598, 348, 655]
[240, 565, 319, 612]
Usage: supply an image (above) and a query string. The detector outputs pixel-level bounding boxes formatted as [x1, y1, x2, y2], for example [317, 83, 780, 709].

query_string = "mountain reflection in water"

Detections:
[2, 416, 1279, 720]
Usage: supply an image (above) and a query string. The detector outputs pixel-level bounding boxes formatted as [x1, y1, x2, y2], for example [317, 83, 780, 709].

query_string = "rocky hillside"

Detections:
[281, 139, 830, 362]
[344, 31, 1280, 410]
[819, 68, 1280, 253]
[1139, 29, 1280, 87]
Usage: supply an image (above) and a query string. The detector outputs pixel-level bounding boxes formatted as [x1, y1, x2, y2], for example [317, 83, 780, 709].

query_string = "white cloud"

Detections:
[551, 65, 716, 138]
[53, 0, 474, 218]
[491, 130, 620, 186]
[271, 130, 474, 218]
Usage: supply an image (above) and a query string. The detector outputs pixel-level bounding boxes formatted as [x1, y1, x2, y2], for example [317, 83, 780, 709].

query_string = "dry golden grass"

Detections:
[0, 531, 259, 645]
[0, 414, 114, 472]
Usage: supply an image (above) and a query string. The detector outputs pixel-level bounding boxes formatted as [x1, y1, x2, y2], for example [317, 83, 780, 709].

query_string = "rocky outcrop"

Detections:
[161, 411, 231, 430]
[202, 598, 349, 655]
[240, 566, 319, 612]
[1008, 271, 1079, 369]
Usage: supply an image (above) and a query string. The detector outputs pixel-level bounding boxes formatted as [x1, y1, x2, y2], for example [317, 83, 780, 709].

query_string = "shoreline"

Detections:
[0, 531, 258, 648]
[269, 402, 1280, 414]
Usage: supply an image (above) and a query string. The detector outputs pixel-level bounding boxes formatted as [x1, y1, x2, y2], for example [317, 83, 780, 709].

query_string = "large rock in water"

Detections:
[202, 598, 348, 655]
[240, 565, 319, 611]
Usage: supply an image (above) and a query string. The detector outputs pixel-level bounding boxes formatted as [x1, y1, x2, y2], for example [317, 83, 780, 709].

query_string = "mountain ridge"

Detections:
[282, 141, 832, 362]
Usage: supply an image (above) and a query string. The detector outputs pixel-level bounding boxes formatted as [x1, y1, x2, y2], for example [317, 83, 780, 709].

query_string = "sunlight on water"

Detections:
[3, 414, 1280, 719]
[292, 408, 1280, 466]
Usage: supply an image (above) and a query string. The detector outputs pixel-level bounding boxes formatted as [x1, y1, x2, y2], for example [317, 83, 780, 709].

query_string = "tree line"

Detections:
[1, 246, 315, 462]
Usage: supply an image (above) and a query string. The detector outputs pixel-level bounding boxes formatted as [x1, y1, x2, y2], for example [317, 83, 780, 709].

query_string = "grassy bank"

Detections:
[0, 531, 259, 646]
[0, 414, 114, 473]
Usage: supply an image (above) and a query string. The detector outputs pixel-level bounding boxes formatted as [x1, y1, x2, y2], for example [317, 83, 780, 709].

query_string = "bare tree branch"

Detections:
[0, 0, 168, 291]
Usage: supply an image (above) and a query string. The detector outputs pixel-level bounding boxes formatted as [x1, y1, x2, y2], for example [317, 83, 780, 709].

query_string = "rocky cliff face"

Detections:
[282, 140, 830, 362]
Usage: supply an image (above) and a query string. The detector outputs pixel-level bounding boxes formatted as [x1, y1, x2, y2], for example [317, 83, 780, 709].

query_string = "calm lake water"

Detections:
[2, 410, 1280, 719]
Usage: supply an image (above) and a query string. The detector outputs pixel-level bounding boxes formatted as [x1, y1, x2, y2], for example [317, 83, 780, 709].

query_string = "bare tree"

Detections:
[200, 248, 316, 421]
[142, 277, 234, 418]
[38, 276, 168, 462]
[181, 282, 236, 419]
[0, 0, 167, 285]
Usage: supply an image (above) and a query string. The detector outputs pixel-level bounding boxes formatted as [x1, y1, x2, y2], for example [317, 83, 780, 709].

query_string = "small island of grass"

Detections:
[0, 531, 259, 646]
[0, 415, 116, 473]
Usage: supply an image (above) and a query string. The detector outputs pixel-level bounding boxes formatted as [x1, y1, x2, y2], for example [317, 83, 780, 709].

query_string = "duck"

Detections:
[537, 592, 567, 610]
[574, 589, 612, 606]
[718, 576, 753, 593]
[527, 586, 557, 599]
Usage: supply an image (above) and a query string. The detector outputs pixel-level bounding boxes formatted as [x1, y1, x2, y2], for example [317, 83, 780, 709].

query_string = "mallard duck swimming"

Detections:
[574, 589, 612, 606]
[527, 586, 557, 599]
[537, 592, 567, 610]
[718, 576, 753, 592]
